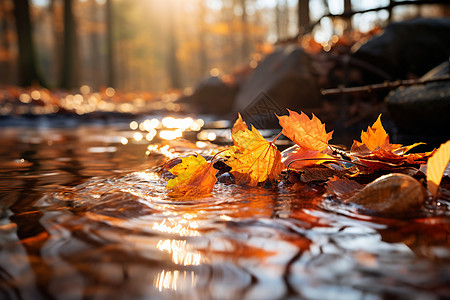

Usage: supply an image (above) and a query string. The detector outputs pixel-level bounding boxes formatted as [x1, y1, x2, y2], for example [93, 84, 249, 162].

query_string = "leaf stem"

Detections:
[287, 157, 367, 171]
[272, 131, 283, 143]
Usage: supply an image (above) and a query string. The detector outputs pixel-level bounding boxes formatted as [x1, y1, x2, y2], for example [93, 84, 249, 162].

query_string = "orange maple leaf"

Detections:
[350, 114, 432, 171]
[427, 140, 450, 198]
[278, 110, 334, 170]
[231, 113, 248, 135]
[226, 125, 284, 186]
[278, 109, 333, 152]
[166, 154, 218, 197]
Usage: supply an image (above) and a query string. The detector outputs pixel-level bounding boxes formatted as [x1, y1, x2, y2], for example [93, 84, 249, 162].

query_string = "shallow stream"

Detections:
[0, 121, 449, 300]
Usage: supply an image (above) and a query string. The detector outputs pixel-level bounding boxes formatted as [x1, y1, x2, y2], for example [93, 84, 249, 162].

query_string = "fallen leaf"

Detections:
[427, 140, 450, 198]
[358, 114, 392, 151]
[166, 154, 218, 197]
[278, 109, 333, 151]
[231, 113, 248, 135]
[350, 114, 432, 172]
[326, 176, 363, 197]
[226, 125, 284, 186]
[282, 146, 335, 170]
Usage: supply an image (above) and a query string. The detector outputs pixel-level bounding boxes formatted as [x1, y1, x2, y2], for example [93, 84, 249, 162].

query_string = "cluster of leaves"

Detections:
[163, 109, 449, 200]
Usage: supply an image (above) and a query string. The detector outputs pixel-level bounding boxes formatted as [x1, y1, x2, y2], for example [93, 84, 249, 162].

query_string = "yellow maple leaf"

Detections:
[278, 109, 333, 152]
[427, 140, 450, 198]
[166, 154, 218, 197]
[226, 125, 284, 186]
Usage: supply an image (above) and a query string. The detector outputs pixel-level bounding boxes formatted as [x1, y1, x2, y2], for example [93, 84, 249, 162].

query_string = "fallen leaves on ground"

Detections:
[427, 140, 450, 198]
[166, 154, 218, 197]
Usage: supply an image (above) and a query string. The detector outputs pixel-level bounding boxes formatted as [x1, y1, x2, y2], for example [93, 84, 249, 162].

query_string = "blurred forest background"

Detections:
[2, 0, 449, 93]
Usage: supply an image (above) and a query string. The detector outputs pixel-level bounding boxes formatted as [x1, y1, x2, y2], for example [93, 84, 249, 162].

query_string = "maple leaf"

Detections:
[427, 140, 450, 198]
[231, 113, 248, 135]
[278, 109, 333, 152]
[278, 110, 334, 170]
[226, 125, 284, 186]
[352, 114, 393, 152]
[166, 154, 218, 197]
[350, 114, 432, 171]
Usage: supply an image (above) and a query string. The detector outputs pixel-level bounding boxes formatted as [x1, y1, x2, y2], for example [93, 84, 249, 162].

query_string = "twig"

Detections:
[320, 74, 450, 96]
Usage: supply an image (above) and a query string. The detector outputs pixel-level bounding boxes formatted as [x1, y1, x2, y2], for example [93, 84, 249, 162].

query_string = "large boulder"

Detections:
[181, 76, 237, 115]
[386, 60, 450, 135]
[232, 45, 321, 116]
[353, 18, 450, 82]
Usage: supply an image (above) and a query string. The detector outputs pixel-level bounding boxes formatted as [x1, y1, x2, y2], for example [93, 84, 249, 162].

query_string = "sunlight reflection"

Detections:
[152, 218, 200, 237]
[133, 132, 143, 142]
[160, 129, 183, 140]
[157, 239, 202, 266]
[146, 144, 178, 159]
[154, 270, 197, 292]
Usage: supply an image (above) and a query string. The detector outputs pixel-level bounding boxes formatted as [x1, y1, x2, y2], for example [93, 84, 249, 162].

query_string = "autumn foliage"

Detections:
[164, 109, 449, 203]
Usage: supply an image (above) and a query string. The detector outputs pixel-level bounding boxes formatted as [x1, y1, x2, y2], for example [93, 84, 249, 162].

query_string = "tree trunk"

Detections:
[166, 0, 182, 89]
[60, 0, 78, 90]
[0, 0, 13, 85]
[105, 0, 114, 88]
[89, 0, 100, 90]
[298, 0, 310, 34]
[343, 0, 352, 32]
[240, 0, 250, 62]
[12, 0, 45, 87]
[275, 1, 281, 40]
[198, 0, 208, 77]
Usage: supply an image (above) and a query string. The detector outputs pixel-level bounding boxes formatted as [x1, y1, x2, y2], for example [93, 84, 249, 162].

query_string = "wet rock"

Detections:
[181, 76, 237, 115]
[232, 45, 321, 116]
[386, 60, 450, 135]
[347, 173, 426, 216]
[353, 18, 450, 82]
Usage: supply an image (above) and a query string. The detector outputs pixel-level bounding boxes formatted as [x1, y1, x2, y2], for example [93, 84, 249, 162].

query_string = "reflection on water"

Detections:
[0, 122, 449, 300]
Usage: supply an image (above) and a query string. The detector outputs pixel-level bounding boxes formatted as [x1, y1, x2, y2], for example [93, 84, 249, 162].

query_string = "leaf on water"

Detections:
[427, 140, 450, 198]
[278, 109, 333, 151]
[278, 110, 334, 170]
[166, 154, 218, 197]
[226, 125, 284, 186]
[326, 176, 364, 197]
[350, 114, 432, 172]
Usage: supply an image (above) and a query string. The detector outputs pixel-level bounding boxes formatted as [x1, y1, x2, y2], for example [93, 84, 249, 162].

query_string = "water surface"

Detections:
[0, 124, 449, 300]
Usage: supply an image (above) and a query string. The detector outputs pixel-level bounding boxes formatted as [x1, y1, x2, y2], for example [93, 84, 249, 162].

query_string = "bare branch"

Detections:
[320, 74, 450, 96]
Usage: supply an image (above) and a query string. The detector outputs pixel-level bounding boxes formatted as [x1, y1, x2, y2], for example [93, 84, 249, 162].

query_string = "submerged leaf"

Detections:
[166, 154, 218, 197]
[226, 125, 284, 186]
[427, 140, 450, 198]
